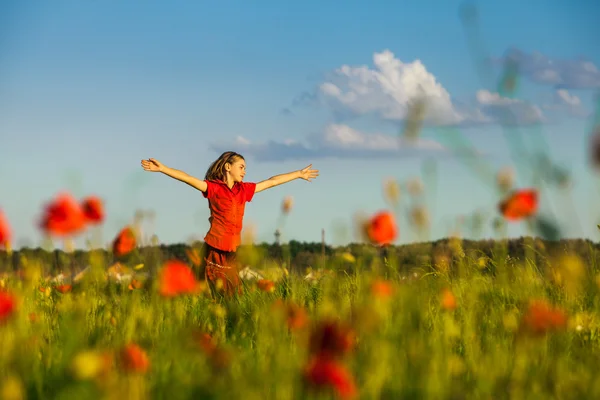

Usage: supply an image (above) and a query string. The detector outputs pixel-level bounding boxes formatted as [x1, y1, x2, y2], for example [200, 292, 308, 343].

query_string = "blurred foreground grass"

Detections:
[1, 241, 600, 400]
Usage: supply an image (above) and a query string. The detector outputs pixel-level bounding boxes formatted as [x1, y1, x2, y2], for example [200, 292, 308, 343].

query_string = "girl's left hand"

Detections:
[299, 164, 319, 182]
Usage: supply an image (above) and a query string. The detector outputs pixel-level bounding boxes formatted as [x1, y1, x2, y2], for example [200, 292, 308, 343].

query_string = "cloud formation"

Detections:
[541, 89, 589, 118]
[210, 124, 469, 162]
[286, 50, 548, 127]
[475, 90, 545, 126]
[316, 50, 465, 125]
[494, 48, 600, 90]
[221, 49, 597, 162]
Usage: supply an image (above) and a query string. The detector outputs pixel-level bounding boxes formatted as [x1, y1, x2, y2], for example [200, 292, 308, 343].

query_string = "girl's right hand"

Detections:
[141, 158, 164, 172]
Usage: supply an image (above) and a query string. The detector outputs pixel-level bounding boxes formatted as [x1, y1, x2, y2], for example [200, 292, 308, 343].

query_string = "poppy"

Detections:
[304, 356, 357, 399]
[119, 343, 150, 373]
[498, 189, 538, 221]
[0, 209, 11, 249]
[365, 211, 398, 245]
[158, 260, 200, 297]
[282, 196, 294, 214]
[0, 290, 16, 323]
[112, 226, 136, 257]
[520, 299, 567, 336]
[39, 193, 87, 237]
[440, 288, 457, 311]
[309, 320, 355, 359]
[370, 279, 394, 298]
[257, 279, 275, 293]
[81, 196, 105, 224]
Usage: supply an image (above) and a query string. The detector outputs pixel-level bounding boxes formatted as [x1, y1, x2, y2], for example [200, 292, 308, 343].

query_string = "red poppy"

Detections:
[0, 290, 16, 323]
[119, 343, 150, 373]
[257, 279, 275, 293]
[498, 189, 538, 221]
[81, 196, 105, 224]
[309, 320, 355, 359]
[55, 284, 72, 294]
[370, 279, 394, 298]
[0, 209, 11, 248]
[286, 303, 308, 331]
[440, 288, 457, 311]
[39, 192, 87, 237]
[304, 356, 357, 399]
[365, 211, 397, 245]
[520, 299, 567, 336]
[112, 226, 136, 257]
[158, 260, 200, 297]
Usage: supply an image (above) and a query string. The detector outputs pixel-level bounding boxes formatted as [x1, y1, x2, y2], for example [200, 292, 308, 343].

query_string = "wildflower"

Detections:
[128, 279, 143, 290]
[498, 188, 538, 221]
[282, 196, 294, 214]
[0, 374, 25, 400]
[370, 279, 394, 299]
[496, 167, 515, 192]
[70, 350, 107, 380]
[382, 178, 401, 206]
[119, 343, 150, 374]
[406, 178, 424, 196]
[195, 332, 218, 355]
[286, 303, 309, 331]
[158, 260, 201, 297]
[410, 205, 430, 230]
[273, 301, 309, 331]
[309, 320, 355, 359]
[339, 252, 355, 264]
[520, 299, 568, 336]
[55, 284, 72, 294]
[440, 288, 457, 311]
[39, 192, 87, 237]
[0, 290, 16, 323]
[257, 279, 275, 293]
[0, 209, 11, 250]
[304, 356, 357, 399]
[193, 331, 232, 370]
[112, 226, 136, 257]
[364, 211, 397, 246]
[81, 196, 105, 224]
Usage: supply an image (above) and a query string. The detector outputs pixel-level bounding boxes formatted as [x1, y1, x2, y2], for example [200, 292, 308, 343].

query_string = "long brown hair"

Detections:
[204, 151, 245, 182]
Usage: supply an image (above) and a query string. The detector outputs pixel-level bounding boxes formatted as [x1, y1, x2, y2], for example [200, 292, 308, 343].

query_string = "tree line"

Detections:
[1, 236, 599, 277]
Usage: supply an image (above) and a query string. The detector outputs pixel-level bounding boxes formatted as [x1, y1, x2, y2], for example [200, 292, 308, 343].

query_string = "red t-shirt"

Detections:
[202, 180, 257, 252]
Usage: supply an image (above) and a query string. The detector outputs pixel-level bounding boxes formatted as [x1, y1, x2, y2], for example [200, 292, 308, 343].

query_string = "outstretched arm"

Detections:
[141, 158, 208, 192]
[255, 164, 319, 193]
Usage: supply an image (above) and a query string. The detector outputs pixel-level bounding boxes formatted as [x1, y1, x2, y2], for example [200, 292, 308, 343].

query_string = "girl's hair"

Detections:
[204, 151, 245, 182]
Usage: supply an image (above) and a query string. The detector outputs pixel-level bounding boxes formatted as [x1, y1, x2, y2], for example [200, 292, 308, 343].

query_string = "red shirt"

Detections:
[202, 180, 256, 252]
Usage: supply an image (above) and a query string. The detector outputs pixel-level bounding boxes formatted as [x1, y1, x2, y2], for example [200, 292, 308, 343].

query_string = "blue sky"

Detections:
[1, 0, 599, 249]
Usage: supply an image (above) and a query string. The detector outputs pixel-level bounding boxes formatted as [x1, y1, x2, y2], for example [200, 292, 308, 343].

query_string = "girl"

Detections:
[141, 151, 319, 296]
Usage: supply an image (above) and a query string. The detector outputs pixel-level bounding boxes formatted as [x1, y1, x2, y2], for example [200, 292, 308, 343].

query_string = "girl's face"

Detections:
[226, 158, 246, 183]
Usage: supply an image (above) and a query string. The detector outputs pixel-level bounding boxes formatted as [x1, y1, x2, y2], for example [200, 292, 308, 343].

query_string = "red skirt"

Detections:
[199, 243, 242, 297]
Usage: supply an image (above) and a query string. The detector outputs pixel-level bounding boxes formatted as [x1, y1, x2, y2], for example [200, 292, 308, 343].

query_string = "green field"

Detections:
[1, 236, 599, 400]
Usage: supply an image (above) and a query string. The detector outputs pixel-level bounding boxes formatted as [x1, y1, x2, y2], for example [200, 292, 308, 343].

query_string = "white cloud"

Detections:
[475, 90, 545, 125]
[541, 89, 589, 118]
[316, 50, 466, 125]
[494, 49, 600, 89]
[210, 124, 466, 162]
[555, 89, 581, 107]
[286, 49, 555, 128]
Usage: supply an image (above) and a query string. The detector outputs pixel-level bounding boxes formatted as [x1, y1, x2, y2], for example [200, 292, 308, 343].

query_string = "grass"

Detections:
[1, 241, 600, 400]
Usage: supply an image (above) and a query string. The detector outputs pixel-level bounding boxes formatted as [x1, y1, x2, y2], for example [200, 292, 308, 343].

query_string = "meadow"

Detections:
[1, 209, 600, 399]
